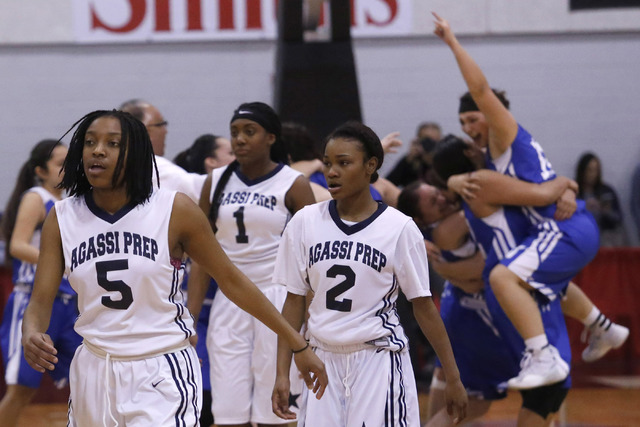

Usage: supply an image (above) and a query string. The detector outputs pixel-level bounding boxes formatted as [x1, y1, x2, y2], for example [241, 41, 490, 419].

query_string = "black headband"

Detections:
[458, 97, 479, 114]
[230, 106, 280, 136]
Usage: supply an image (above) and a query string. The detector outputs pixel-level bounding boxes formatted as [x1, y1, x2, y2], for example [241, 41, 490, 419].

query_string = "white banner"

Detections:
[72, 0, 413, 43]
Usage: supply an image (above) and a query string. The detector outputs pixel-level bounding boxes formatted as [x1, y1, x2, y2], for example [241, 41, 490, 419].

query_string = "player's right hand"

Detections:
[22, 331, 58, 373]
[272, 376, 296, 420]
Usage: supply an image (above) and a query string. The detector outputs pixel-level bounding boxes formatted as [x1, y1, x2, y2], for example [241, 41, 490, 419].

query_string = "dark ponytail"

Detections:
[1, 139, 62, 264]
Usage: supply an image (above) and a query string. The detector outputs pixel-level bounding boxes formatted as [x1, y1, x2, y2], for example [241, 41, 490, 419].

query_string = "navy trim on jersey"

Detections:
[84, 193, 137, 224]
[234, 163, 285, 186]
[169, 267, 192, 339]
[376, 276, 406, 351]
[328, 200, 388, 236]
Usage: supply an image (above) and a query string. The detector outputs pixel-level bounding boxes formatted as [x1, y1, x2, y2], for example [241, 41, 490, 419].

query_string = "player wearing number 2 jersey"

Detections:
[21, 110, 327, 426]
[271, 121, 467, 426]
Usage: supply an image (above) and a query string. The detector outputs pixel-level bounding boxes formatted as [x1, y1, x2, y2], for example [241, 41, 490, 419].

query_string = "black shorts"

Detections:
[520, 381, 569, 418]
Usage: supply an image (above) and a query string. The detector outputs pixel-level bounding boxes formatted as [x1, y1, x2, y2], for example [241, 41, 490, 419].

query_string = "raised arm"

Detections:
[433, 12, 517, 157]
[22, 208, 65, 373]
[170, 193, 327, 396]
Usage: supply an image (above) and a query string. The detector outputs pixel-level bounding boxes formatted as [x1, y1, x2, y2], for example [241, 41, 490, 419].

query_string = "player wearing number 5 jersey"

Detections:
[21, 110, 327, 426]
[271, 122, 467, 426]
[189, 102, 316, 426]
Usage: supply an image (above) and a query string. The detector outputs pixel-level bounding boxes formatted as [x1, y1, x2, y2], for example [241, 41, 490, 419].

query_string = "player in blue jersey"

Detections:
[271, 122, 467, 426]
[21, 110, 327, 425]
[433, 12, 629, 390]
[0, 139, 82, 426]
[400, 180, 575, 427]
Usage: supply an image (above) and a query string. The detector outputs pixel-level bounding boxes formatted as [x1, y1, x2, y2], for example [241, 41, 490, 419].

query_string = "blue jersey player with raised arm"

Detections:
[433, 11, 628, 393]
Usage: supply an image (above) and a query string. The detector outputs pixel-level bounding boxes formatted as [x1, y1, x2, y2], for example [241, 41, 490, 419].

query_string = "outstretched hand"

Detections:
[432, 12, 456, 46]
[381, 131, 403, 154]
[22, 331, 58, 373]
[292, 346, 327, 400]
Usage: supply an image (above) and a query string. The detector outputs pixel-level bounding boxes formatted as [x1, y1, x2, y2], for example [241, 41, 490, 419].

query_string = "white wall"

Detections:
[1, 31, 639, 243]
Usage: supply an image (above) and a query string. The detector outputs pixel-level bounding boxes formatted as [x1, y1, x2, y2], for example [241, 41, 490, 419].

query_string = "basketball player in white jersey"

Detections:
[187, 102, 315, 426]
[271, 121, 467, 426]
[20, 109, 327, 426]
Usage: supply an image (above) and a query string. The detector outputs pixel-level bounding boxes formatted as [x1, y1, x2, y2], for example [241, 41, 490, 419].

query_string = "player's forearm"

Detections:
[413, 297, 461, 382]
[448, 37, 491, 100]
[22, 296, 53, 337]
[220, 270, 307, 352]
[9, 241, 39, 265]
[185, 261, 209, 320]
[276, 293, 306, 377]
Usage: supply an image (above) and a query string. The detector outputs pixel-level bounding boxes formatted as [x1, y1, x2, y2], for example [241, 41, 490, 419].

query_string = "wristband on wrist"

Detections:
[292, 342, 309, 354]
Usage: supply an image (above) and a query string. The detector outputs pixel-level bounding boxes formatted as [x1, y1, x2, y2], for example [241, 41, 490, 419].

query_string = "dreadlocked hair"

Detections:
[1, 139, 62, 264]
[58, 109, 159, 206]
[208, 160, 239, 232]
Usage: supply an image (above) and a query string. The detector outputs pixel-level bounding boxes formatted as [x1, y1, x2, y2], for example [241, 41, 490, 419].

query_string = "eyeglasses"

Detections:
[148, 121, 168, 128]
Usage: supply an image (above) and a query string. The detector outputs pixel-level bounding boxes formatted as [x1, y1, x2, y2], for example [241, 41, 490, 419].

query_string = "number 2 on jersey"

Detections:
[96, 260, 133, 310]
[326, 265, 355, 312]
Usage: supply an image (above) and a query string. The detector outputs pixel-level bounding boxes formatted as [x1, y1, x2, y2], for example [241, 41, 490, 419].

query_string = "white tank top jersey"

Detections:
[272, 201, 432, 351]
[13, 187, 59, 287]
[55, 189, 194, 357]
[209, 163, 301, 288]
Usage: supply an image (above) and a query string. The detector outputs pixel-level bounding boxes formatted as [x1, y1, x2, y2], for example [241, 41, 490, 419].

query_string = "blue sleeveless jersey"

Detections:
[12, 188, 74, 295]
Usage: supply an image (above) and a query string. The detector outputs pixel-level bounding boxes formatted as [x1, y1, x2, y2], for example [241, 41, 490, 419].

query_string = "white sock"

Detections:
[583, 306, 601, 326]
[525, 334, 548, 352]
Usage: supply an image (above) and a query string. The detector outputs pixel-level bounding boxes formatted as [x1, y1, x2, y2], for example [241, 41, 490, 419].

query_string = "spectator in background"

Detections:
[120, 99, 205, 202]
[575, 152, 627, 246]
[174, 133, 235, 175]
[386, 121, 442, 187]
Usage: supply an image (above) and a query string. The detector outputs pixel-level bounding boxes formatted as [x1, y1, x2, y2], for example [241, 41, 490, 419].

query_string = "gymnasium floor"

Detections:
[15, 380, 640, 426]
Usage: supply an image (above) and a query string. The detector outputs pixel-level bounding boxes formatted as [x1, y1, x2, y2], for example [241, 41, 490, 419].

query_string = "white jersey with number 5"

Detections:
[273, 200, 432, 350]
[56, 189, 193, 357]
[210, 163, 301, 288]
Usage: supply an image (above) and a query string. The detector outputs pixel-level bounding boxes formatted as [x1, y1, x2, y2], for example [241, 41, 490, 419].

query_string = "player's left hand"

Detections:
[555, 188, 577, 221]
[445, 378, 468, 424]
[22, 331, 58, 373]
[293, 345, 327, 400]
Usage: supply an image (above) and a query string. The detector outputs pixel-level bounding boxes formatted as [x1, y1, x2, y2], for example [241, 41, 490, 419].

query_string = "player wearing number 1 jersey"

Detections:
[271, 122, 467, 426]
[190, 102, 315, 426]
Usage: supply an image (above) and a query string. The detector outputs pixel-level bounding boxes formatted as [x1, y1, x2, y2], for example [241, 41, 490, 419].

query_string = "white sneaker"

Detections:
[507, 345, 569, 390]
[581, 322, 629, 362]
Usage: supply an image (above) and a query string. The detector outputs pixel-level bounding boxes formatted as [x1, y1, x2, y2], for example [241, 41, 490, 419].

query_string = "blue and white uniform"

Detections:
[463, 202, 572, 389]
[56, 188, 201, 426]
[431, 231, 519, 400]
[207, 163, 303, 425]
[486, 125, 599, 300]
[274, 200, 429, 426]
[0, 187, 81, 389]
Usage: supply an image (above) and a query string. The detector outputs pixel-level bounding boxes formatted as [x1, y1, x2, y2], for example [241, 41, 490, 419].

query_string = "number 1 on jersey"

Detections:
[233, 206, 249, 244]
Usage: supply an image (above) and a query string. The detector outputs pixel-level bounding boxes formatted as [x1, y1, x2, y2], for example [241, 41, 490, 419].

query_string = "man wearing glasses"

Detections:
[120, 99, 205, 202]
